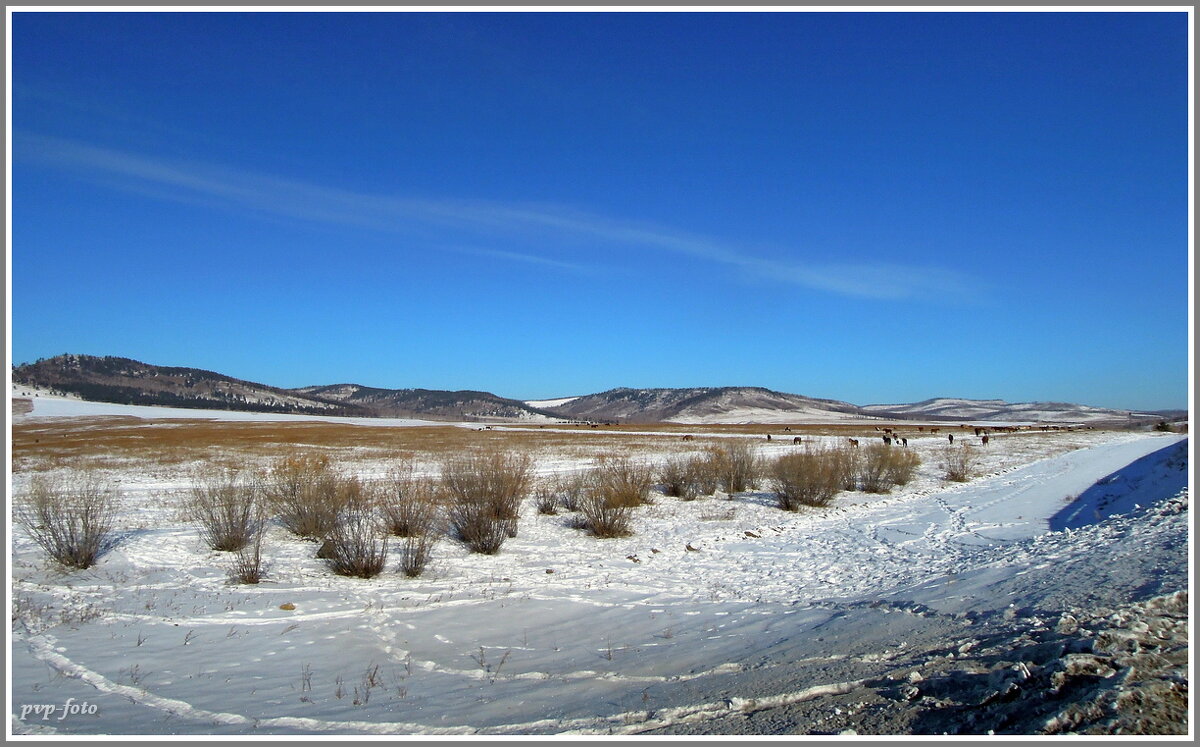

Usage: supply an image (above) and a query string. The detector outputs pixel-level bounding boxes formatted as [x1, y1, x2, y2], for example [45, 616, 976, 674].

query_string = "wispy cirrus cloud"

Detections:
[16, 133, 978, 301]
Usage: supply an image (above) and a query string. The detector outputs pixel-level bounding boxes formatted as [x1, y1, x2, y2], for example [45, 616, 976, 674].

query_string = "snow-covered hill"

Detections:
[862, 397, 1156, 424]
[531, 386, 866, 424]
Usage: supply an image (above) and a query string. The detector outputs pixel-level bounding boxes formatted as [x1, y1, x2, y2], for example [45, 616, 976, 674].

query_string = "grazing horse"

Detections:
[883, 436, 892, 445]
[981, 434, 990, 446]
[793, 436, 802, 445]
[847, 438, 859, 447]
[682, 434, 694, 442]
[766, 434, 772, 442]
[948, 434, 954, 444]
[901, 437, 908, 447]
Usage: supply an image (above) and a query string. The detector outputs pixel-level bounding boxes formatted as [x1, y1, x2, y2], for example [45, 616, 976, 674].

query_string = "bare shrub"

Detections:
[884, 448, 921, 487]
[576, 478, 635, 539]
[831, 447, 861, 491]
[378, 467, 443, 538]
[442, 450, 534, 554]
[265, 454, 357, 539]
[594, 456, 655, 508]
[709, 441, 761, 494]
[227, 530, 268, 584]
[533, 483, 560, 515]
[658, 456, 695, 500]
[940, 444, 979, 482]
[686, 454, 722, 498]
[184, 467, 266, 552]
[396, 531, 438, 578]
[859, 444, 894, 493]
[551, 471, 590, 512]
[16, 473, 121, 569]
[769, 448, 843, 511]
[322, 506, 388, 578]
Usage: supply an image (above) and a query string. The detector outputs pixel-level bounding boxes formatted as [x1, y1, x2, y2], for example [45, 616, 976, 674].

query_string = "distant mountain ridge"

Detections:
[11, 354, 1169, 425]
[12, 355, 557, 422]
[293, 383, 558, 421]
[11, 354, 365, 417]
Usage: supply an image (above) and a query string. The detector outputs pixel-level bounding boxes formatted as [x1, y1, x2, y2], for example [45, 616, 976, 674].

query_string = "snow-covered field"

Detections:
[7, 398, 1191, 736]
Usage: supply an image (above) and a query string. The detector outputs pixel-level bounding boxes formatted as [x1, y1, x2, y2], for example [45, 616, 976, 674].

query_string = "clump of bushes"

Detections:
[442, 450, 534, 554]
[533, 482, 560, 515]
[550, 471, 590, 512]
[594, 456, 655, 507]
[227, 531, 268, 584]
[376, 463, 443, 577]
[16, 473, 122, 569]
[884, 447, 921, 487]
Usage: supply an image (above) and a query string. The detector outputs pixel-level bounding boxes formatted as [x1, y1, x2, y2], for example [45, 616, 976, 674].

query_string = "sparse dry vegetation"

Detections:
[576, 480, 635, 539]
[227, 531, 268, 584]
[940, 444, 980, 482]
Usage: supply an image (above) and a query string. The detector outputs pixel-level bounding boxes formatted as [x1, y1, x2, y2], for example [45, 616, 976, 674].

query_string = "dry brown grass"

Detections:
[12, 418, 719, 474]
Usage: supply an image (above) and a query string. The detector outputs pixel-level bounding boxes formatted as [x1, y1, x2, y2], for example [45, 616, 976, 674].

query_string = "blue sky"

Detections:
[8, 10, 1191, 410]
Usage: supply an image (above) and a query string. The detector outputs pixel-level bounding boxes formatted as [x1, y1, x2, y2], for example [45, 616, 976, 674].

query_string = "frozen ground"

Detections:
[7, 402, 1190, 735]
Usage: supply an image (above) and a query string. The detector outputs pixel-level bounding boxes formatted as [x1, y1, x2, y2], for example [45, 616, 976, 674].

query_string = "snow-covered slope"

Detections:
[862, 397, 1153, 424]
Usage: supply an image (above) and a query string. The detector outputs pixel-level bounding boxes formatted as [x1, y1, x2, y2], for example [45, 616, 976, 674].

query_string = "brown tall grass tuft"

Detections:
[884, 448, 921, 486]
[576, 478, 635, 538]
[551, 471, 590, 512]
[858, 444, 892, 493]
[658, 456, 696, 500]
[396, 531, 438, 578]
[15, 473, 122, 569]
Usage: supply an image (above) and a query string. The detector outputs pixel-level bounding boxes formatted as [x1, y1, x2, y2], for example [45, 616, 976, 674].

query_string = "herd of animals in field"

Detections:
[676, 422, 1089, 446]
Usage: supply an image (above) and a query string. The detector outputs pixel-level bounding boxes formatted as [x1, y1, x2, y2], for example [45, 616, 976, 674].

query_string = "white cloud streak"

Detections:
[17, 134, 978, 301]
